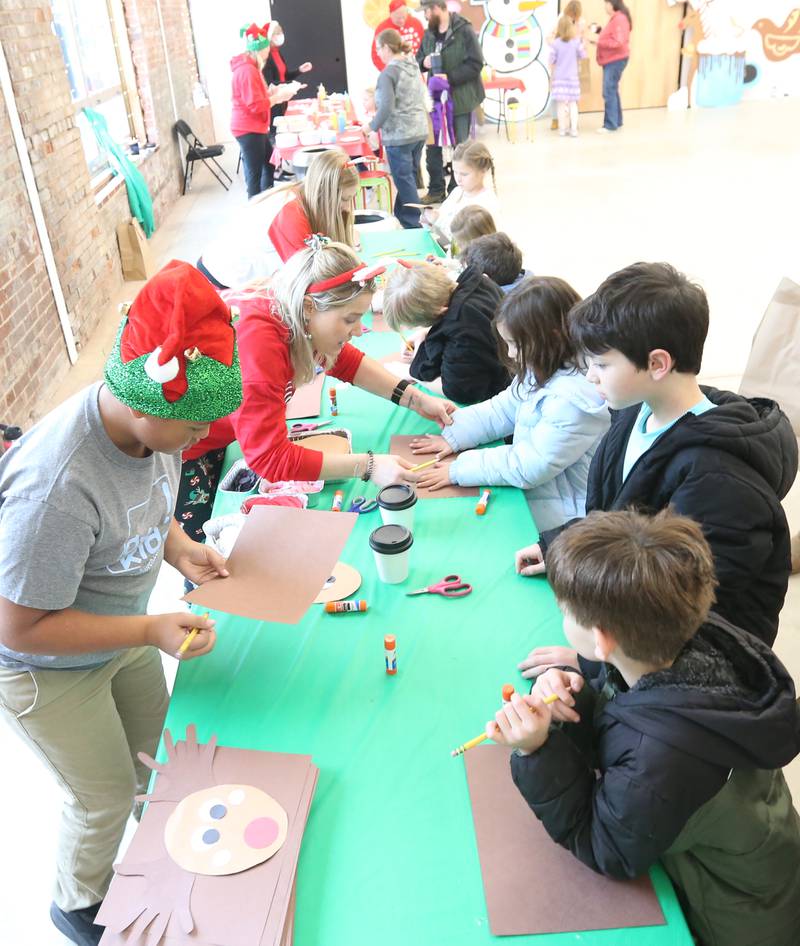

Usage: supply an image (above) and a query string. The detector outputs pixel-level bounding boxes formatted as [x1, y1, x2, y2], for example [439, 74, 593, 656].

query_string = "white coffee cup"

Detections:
[368, 524, 413, 584]
[377, 484, 417, 531]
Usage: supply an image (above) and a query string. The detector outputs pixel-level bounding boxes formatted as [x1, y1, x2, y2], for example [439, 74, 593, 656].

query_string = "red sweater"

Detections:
[184, 290, 364, 481]
[268, 198, 312, 263]
[371, 15, 424, 71]
[596, 11, 630, 66]
[230, 54, 271, 136]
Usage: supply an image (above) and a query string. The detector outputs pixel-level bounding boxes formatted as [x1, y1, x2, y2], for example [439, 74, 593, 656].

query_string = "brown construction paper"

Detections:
[390, 435, 480, 499]
[464, 745, 666, 937]
[292, 433, 350, 455]
[313, 561, 362, 603]
[97, 732, 317, 946]
[185, 506, 357, 624]
[285, 374, 324, 420]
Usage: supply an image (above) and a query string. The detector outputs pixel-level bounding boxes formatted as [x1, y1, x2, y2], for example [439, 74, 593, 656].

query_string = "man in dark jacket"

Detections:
[491, 509, 800, 946]
[417, 0, 484, 202]
[516, 262, 798, 648]
[382, 261, 509, 405]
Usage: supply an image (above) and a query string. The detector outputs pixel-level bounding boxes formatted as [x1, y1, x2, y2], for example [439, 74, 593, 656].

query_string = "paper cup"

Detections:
[368, 524, 413, 584]
[377, 484, 417, 531]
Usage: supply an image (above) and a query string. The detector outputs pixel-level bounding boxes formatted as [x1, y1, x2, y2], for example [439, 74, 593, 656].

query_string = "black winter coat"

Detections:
[511, 616, 800, 946]
[416, 13, 484, 116]
[539, 389, 798, 645]
[410, 265, 509, 406]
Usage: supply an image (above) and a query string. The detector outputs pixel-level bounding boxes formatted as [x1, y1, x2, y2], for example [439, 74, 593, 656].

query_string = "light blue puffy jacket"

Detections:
[443, 369, 610, 532]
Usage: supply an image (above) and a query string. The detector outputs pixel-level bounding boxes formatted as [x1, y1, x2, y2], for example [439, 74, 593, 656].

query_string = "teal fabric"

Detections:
[83, 107, 155, 236]
[162, 229, 692, 945]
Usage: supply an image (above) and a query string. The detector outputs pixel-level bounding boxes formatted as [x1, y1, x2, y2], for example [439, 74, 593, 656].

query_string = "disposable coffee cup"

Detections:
[377, 484, 417, 530]
[368, 524, 413, 584]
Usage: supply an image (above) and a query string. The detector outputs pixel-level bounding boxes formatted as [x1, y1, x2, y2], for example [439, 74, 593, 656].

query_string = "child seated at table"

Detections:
[408, 277, 609, 530]
[490, 508, 800, 946]
[382, 258, 509, 405]
[422, 141, 502, 249]
[197, 150, 359, 290]
[450, 205, 497, 255]
[459, 232, 531, 292]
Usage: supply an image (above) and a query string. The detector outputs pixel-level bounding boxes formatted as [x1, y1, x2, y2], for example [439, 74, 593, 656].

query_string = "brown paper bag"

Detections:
[739, 277, 800, 436]
[579, 57, 592, 96]
[116, 218, 154, 281]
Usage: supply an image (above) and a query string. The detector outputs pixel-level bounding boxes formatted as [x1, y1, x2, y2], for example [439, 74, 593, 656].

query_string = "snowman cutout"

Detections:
[471, 0, 555, 123]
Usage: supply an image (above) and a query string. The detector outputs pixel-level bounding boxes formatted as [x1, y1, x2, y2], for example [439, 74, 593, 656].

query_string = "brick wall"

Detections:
[0, 0, 214, 429]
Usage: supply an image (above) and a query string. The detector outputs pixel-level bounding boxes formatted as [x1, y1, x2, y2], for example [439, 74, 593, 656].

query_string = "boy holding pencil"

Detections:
[0, 261, 242, 946]
[489, 508, 800, 946]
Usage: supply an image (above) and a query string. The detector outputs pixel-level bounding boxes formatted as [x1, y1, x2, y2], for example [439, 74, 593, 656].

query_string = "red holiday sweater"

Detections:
[183, 289, 364, 481]
[596, 12, 630, 66]
[371, 15, 424, 71]
[230, 54, 271, 136]
[267, 198, 312, 263]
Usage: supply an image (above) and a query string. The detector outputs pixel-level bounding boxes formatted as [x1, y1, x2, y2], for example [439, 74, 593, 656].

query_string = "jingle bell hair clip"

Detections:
[308, 263, 386, 294]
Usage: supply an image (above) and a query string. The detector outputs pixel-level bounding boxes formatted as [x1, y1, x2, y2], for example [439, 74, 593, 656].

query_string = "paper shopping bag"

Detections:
[116, 218, 154, 281]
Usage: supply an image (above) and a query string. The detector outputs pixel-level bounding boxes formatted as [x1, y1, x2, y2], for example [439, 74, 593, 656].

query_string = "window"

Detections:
[51, 0, 144, 177]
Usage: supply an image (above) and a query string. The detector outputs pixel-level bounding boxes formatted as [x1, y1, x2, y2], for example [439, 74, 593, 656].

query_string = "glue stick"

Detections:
[329, 387, 339, 416]
[325, 599, 368, 613]
[384, 634, 397, 675]
[475, 489, 491, 516]
[502, 684, 515, 703]
[331, 489, 344, 512]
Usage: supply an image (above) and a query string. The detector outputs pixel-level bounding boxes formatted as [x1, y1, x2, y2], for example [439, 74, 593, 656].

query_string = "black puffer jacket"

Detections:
[539, 389, 798, 645]
[511, 616, 800, 946]
[410, 264, 509, 405]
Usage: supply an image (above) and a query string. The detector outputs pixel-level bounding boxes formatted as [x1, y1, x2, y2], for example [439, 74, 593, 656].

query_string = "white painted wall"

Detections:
[339, 0, 382, 112]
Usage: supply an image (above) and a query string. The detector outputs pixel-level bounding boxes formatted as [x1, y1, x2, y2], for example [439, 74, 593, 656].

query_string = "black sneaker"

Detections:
[420, 191, 445, 205]
[50, 901, 103, 946]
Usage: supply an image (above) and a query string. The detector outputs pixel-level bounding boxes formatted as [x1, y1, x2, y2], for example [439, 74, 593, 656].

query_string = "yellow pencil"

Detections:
[450, 693, 560, 757]
[409, 457, 439, 473]
[398, 332, 415, 352]
[176, 612, 209, 659]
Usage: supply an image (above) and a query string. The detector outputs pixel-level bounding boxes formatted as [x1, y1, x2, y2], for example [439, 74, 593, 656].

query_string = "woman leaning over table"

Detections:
[176, 238, 455, 539]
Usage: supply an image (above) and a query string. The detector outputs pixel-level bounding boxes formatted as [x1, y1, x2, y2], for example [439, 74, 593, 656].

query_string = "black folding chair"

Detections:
[174, 120, 232, 194]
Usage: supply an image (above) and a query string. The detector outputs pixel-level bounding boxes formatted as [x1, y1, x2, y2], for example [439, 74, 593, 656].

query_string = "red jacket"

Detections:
[230, 53, 271, 136]
[371, 15, 424, 71]
[268, 198, 312, 263]
[184, 289, 364, 481]
[596, 11, 630, 66]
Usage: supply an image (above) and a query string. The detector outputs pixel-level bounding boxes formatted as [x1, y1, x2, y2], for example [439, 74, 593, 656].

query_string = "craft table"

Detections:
[484, 76, 527, 141]
[359, 227, 445, 266]
[163, 231, 692, 945]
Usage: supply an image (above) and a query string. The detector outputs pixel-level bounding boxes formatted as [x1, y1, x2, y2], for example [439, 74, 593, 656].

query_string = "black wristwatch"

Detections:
[391, 379, 413, 405]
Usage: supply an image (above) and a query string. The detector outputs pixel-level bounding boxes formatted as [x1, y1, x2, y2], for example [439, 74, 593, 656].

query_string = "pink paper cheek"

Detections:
[243, 816, 279, 849]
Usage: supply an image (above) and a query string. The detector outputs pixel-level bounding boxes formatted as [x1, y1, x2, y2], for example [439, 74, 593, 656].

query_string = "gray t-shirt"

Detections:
[0, 383, 181, 671]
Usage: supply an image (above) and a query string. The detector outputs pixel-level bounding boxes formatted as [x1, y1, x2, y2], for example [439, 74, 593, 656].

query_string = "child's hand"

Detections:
[409, 433, 453, 457]
[416, 464, 452, 492]
[486, 692, 551, 755]
[399, 342, 415, 364]
[174, 542, 229, 586]
[533, 668, 584, 724]
[147, 612, 217, 661]
[515, 541, 546, 576]
[518, 645, 579, 679]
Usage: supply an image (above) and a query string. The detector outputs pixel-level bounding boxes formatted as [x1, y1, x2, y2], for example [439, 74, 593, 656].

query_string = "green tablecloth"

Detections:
[165, 240, 691, 945]
[359, 227, 445, 266]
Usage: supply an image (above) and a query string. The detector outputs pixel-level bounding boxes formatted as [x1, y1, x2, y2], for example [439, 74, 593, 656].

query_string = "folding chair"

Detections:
[174, 120, 232, 194]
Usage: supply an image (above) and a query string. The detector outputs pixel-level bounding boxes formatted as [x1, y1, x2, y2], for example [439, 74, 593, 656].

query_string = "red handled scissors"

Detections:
[406, 574, 472, 598]
[290, 420, 331, 433]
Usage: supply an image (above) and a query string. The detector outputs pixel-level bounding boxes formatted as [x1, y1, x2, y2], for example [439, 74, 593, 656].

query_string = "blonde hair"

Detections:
[564, 1, 582, 20]
[272, 241, 378, 384]
[377, 27, 413, 55]
[556, 14, 576, 40]
[296, 150, 359, 247]
[383, 261, 454, 330]
[450, 205, 497, 253]
[452, 140, 496, 193]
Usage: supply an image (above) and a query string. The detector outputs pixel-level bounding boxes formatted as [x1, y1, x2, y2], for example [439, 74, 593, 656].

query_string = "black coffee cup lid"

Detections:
[369, 524, 413, 555]
[377, 484, 417, 511]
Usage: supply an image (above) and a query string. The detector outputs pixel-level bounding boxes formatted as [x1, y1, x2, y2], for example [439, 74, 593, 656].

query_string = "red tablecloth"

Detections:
[484, 76, 527, 93]
[272, 129, 373, 167]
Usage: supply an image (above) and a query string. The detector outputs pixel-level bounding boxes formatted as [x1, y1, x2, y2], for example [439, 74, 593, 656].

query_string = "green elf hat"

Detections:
[240, 22, 271, 52]
[104, 259, 243, 423]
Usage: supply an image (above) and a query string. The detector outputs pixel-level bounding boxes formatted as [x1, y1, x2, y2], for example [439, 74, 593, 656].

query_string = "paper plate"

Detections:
[339, 135, 361, 143]
[314, 562, 362, 603]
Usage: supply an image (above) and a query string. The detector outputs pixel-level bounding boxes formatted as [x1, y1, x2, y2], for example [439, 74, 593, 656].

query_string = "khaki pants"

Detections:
[0, 647, 168, 910]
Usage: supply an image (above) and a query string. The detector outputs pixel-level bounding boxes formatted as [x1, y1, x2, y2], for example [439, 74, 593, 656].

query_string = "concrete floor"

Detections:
[3, 98, 800, 945]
